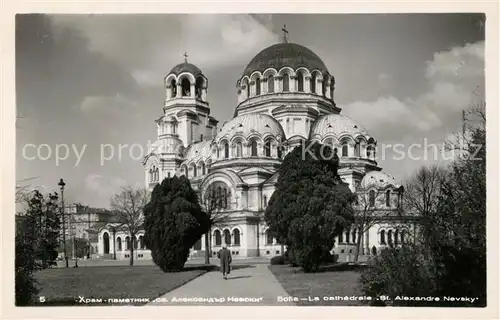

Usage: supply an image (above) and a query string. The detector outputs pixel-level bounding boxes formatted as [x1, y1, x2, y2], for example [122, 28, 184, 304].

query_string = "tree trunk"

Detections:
[130, 233, 134, 266]
[354, 232, 363, 263]
[204, 230, 210, 265]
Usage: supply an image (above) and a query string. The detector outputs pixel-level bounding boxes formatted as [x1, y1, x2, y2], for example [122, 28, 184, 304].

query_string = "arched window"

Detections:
[297, 71, 304, 92]
[181, 78, 191, 97]
[268, 75, 274, 93]
[223, 188, 228, 209]
[354, 141, 360, 157]
[367, 145, 375, 159]
[322, 77, 327, 96]
[386, 190, 391, 207]
[184, 166, 188, 178]
[282, 74, 290, 92]
[192, 164, 197, 177]
[311, 74, 317, 94]
[236, 141, 243, 157]
[116, 237, 122, 251]
[401, 230, 406, 244]
[388, 230, 393, 246]
[250, 139, 258, 157]
[245, 80, 250, 98]
[369, 190, 376, 207]
[394, 230, 399, 246]
[233, 229, 241, 246]
[149, 168, 153, 182]
[103, 232, 110, 254]
[195, 77, 203, 99]
[255, 78, 261, 95]
[217, 187, 222, 207]
[224, 142, 229, 159]
[138, 235, 144, 249]
[342, 143, 348, 157]
[266, 229, 274, 245]
[214, 230, 222, 246]
[170, 79, 177, 97]
[380, 230, 386, 244]
[201, 163, 206, 175]
[194, 238, 202, 250]
[125, 236, 130, 250]
[345, 229, 350, 243]
[133, 237, 138, 250]
[264, 139, 272, 157]
[223, 229, 231, 245]
[156, 168, 159, 181]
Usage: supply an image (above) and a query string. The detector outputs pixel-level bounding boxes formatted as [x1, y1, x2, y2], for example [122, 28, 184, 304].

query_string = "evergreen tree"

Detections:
[15, 190, 61, 305]
[265, 141, 355, 272]
[143, 176, 209, 272]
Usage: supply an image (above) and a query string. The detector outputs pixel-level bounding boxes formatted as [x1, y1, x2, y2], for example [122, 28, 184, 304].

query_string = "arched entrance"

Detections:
[103, 232, 110, 254]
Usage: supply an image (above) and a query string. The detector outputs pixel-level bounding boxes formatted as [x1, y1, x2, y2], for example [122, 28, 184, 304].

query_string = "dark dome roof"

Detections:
[242, 42, 329, 77]
[169, 62, 203, 76]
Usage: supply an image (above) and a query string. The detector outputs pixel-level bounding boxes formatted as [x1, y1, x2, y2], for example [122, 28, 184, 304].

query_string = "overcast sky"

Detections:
[16, 13, 485, 208]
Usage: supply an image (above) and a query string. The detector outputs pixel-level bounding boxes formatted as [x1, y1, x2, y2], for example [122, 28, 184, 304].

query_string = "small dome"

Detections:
[149, 139, 183, 155]
[215, 113, 285, 142]
[361, 171, 398, 188]
[242, 42, 329, 77]
[310, 113, 370, 140]
[169, 62, 202, 76]
[183, 140, 212, 162]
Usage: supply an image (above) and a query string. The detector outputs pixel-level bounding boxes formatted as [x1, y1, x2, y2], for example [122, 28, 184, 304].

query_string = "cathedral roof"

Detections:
[183, 140, 212, 162]
[215, 113, 285, 142]
[360, 171, 399, 189]
[310, 113, 370, 140]
[169, 62, 203, 76]
[242, 42, 329, 77]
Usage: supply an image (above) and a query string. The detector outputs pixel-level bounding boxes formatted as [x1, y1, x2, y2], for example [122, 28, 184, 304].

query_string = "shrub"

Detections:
[283, 250, 296, 266]
[143, 177, 209, 272]
[359, 246, 437, 306]
[270, 255, 285, 265]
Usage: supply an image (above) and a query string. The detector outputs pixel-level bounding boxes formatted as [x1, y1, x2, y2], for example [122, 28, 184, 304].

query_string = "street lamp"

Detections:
[58, 178, 68, 268]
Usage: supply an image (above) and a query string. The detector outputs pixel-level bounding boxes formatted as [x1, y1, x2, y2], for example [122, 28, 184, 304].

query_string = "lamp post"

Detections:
[73, 224, 78, 268]
[58, 178, 69, 268]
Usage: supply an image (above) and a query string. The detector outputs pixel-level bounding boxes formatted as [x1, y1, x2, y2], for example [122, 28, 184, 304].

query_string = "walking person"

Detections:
[217, 244, 232, 280]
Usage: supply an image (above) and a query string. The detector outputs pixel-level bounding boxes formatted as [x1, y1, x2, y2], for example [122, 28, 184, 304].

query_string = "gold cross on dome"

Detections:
[183, 52, 188, 63]
[282, 24, 289, 43]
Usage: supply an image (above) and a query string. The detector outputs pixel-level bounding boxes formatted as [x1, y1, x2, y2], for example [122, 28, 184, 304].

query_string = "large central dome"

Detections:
[242, 42, 329, 77]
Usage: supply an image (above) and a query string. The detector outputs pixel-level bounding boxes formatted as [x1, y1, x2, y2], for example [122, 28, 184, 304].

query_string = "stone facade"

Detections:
[96, 40, 415, 261]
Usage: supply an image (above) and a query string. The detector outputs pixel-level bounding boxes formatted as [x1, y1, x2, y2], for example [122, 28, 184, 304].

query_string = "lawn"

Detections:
[269, 264, 365, 306]
[33, 264, 212, 306]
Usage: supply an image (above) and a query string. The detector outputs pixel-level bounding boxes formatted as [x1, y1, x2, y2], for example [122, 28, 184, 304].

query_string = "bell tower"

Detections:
[163, 54, 218, 146]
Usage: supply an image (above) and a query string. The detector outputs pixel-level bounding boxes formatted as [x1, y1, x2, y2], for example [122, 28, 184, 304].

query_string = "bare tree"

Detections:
[352, 180, 404, 263]
[110, 186, 150, 266]
[444, 100, 485, 155]
[402, 165, 447, 257]
[198, 182, 236, 264]
[16, 177, 40, 204]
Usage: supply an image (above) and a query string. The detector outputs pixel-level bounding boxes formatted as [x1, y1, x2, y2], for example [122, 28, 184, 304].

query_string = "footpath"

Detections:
[147, 263, 295, 306]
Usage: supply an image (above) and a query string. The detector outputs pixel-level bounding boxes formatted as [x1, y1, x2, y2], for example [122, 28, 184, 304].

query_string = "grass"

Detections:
[269, 263, 365, 306]
[32, 264, 212, 306]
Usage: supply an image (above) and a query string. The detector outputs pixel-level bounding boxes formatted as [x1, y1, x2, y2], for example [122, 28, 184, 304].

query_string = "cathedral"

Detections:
[96, 32, 413, 262]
